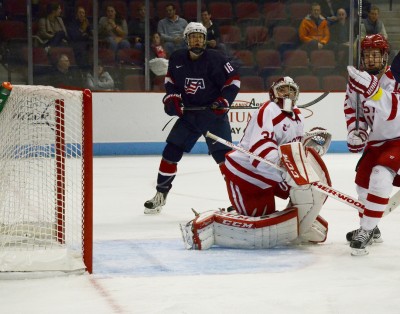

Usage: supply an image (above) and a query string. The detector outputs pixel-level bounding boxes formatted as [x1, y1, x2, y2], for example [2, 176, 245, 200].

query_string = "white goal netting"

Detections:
[0, 85, 92, 274]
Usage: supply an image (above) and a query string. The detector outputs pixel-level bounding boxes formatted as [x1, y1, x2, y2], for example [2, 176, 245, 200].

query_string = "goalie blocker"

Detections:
[180, 147, 331, 249]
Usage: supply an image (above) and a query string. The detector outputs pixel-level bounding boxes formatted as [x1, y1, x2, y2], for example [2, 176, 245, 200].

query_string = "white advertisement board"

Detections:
[92, 92, 348, 155]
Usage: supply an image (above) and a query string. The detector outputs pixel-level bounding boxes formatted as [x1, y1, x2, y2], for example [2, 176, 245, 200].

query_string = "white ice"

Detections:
[1, 154, 400, 314]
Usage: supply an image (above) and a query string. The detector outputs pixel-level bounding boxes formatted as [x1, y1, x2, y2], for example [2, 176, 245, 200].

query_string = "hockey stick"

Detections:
[384, 189, 400, 216]
[206, 131, 366, 212]
[298, 91, 330, 109]
[184, 92, 330, 111]
[355, 0, 363, 132]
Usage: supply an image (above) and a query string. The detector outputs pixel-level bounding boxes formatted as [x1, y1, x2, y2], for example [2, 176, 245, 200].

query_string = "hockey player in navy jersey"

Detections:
[144, 22, 240, 214]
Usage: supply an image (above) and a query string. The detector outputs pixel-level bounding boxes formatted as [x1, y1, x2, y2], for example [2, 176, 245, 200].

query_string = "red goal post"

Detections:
[0, 85, 93, 275]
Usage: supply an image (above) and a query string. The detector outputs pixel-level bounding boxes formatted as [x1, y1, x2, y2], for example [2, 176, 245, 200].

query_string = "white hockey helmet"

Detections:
[184, 22, 207, 55]
[269, 76, 299, 113]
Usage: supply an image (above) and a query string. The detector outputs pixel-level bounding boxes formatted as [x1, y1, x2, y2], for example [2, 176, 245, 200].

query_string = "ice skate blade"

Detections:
[351, 248, 369, 256]
[144, 206, 162, 215]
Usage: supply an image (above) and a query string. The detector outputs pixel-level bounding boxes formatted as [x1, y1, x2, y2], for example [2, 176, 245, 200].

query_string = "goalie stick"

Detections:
[183, 92, 330, 111]
[206, 131, 367, 212]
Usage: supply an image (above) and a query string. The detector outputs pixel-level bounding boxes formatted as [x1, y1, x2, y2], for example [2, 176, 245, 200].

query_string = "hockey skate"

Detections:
[346, 226, 382, 243]
[144, 191, 168, 214]
[350, 228, 375, 256]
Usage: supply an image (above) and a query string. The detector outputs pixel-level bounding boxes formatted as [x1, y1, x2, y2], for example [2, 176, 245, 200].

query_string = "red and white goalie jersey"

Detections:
[344, 67, 400, 146]
[225, 101, 304, 189]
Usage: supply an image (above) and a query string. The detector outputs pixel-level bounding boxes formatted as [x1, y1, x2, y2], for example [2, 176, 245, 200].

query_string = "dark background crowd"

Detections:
[0, 0, 396, 92]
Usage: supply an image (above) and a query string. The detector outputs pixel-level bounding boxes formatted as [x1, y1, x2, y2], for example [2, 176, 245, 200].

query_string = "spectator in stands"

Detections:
[35, 2, 68, 52]
[157, 3, 188, 56]
[151, 32, 167, 59]
[86, 62, 114, 91]
[330, 8, 350, 70]
[149, 32, 169, 76]
[200, 9, 227, 55]
[45, 54, 82, 88]
[99, 5, 130, 53]
[314, 0, 349, 25]
[128, 4, 157, 50]
[67, 6, 92, 69]
[299, 2, 333, 54]
[361, 5, 388, 39]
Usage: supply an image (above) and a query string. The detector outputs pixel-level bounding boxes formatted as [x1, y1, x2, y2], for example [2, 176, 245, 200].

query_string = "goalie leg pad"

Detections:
[180, 208, 299, 250]
[213, 208, 299, 249]
[290, 148, 331, 235]
[298, 215, 328, 243]
[180, 210, 216, 250]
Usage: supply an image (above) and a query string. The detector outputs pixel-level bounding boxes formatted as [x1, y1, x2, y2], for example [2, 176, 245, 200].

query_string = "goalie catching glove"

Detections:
[302, 127, 332, 156]
[347, 129, 368, 153]
[347, 66, 380, 99]
[163, 94, 183, 117]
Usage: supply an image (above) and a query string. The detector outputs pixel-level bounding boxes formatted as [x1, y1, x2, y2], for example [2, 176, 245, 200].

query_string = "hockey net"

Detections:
[0, 85, 92, 275]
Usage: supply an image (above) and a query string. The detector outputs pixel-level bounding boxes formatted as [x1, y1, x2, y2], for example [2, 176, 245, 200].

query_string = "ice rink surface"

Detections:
[2, 153, 400, 314]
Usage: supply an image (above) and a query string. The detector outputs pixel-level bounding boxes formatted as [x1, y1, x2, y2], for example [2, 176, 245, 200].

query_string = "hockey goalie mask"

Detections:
[184, 22, 207, 56]
[361, 34, 389, 75]
[269, 77, 299, 113]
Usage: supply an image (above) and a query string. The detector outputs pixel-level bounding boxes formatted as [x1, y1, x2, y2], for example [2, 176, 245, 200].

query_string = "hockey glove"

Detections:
[211, 97, 230, 115]
[347, 129, 368, 153]
[163, 94, 183, 117]
[347, 66, 379, 98]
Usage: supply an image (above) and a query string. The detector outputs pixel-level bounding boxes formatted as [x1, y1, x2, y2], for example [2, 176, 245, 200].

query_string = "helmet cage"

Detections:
[269, 77, 299, 112]
[361, 34, 389, 74]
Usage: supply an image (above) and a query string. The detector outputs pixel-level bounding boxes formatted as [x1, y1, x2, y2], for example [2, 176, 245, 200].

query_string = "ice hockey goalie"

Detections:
[180, 148, 331, 250]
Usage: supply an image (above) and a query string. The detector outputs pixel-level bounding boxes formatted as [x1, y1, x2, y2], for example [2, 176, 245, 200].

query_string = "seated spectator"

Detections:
[35, 2, 68, 51]
[67, 6, 92, 69]
[361, 5, 388, 39]
[200, 9, 227, 55]
[316, 0, 348, 25]
[99, 5, 130, 53]
[86, 62, 114, 91]
[299, 2, 333, 54]
[149, 32, 168, 76]
[151, 32, 167, 59]
[128, 4, 157, 50]
[40, 54, 82, 88]
[330, 8, 350, 68]
[157, 3, 188, 56]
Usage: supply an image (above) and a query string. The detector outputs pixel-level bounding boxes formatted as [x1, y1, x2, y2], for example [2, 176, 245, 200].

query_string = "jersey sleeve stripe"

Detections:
[387, 93, 398, 121]
[251, 147, 276, 168]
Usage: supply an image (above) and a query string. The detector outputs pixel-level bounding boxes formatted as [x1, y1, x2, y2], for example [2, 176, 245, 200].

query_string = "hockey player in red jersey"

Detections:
[221, 77, 306, 217]
[144, 22, 240, 214]
[344, 35, 399, 252]
[345, 49, 400, 255]
[180, 77, 333, 250]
